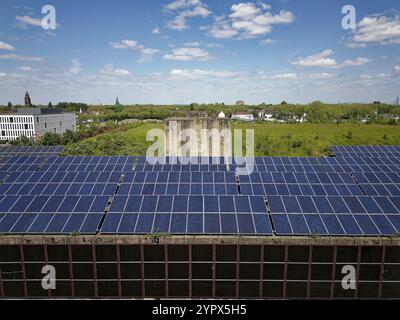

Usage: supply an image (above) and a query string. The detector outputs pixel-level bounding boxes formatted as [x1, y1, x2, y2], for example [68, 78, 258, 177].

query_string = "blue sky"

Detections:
[0, 0, 399, 105]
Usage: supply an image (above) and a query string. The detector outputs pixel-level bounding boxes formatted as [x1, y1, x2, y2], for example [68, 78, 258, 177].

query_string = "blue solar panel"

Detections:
[1, 150, 400, 236]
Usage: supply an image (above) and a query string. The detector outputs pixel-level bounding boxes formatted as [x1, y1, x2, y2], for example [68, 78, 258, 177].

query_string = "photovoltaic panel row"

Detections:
[332, 146, 400, 158]
[108, 195, 267, 214]
[268, 195, 400, 236]
[271, 213, 399, 236]
[101, 211, 272, 235]
[0, 171, 122, 196]
[0, 195, 109, 213]
[101, 195, 272, 235]
[43, 156, 136, 165]
[0, 212, 103, 234]
[0, 146, 64, 156]
[320, 157, 400, 173]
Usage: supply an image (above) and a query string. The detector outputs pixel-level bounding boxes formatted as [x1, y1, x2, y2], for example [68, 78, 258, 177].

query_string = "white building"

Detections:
[218, 111, 226, 118]
[259, 109, 276, 121]
[231, 112, 254, 121]
[0, 108, 76, 141]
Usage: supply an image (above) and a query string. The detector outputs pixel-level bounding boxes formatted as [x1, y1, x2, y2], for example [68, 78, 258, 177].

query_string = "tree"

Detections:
[48, 102, 53, 108]
[7, 102, 12, 111]
[281, 101, 288, 105]
[40, 132, 62, 146]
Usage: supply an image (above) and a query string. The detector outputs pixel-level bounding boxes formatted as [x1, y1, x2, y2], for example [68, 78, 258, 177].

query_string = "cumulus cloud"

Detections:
[165, 0, 211, 31]
[170, 69, 238, 79]
[348, 13, 400, 47]
[0, 53, 44, 62]
[291, 50, 371, 68]
[18, 66, 33, 71]
[184, 41, 202, 47]
[68, 59, 82, 75]
[15, 15, 42, 29]
[208, 2, 294, 39]
[152, 27, 160, 34]
[0, 41, 16, 51]
[259, 38, 275, 45]
[110, 40, 159, 55]
[269, 72, 336, 80]
[164, 47, 213, 61]
[100, 66, 130, 77]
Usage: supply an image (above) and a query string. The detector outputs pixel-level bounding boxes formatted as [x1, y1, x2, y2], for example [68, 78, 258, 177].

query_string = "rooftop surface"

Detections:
[0, 146, 399, 240]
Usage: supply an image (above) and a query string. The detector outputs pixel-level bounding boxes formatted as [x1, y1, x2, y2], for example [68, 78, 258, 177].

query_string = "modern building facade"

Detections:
[0, 108, 76, 141]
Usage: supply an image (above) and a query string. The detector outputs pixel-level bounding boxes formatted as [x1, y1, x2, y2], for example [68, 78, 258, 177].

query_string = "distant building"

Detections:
[236, 100, 245, 106]
[396, 97, 399, 105]
[218, 111, 226, 118]
[115, 97, 120, 106]
[231, 112, 254, 121]
[259, 109, 276, 121]
[0, 107, 76, 141]
[24, 91, 32, 108]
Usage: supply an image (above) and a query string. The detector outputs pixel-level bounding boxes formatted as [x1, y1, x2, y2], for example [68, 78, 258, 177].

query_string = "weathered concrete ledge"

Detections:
[0, 235, 399, 246]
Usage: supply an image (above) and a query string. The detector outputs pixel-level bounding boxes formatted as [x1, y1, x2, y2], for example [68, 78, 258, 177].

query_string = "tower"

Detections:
[396, 97, 399, 106]
[24, 91, 32, 108]
[115, 97, 120, 106]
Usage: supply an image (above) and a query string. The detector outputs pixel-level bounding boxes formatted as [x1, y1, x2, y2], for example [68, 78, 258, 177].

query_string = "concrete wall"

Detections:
[34, 113, 76, 137]
[165, 117, 231, 157]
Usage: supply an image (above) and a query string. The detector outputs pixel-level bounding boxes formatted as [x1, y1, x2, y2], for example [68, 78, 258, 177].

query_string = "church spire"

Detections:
[24, 91, 32, 108]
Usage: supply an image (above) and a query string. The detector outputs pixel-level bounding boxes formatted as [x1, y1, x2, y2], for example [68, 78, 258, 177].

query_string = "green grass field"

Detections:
[62, 122, 400, 156]
[234, 122, 400, 156]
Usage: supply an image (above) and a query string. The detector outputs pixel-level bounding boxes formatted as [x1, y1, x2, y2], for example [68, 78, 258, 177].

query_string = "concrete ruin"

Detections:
[165, 116, 232, 157]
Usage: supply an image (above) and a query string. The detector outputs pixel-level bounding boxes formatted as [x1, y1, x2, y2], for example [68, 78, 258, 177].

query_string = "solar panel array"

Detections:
[0, 146, 64, 157]
[331, 145, 400, 158]
[0, 146, 399, 237]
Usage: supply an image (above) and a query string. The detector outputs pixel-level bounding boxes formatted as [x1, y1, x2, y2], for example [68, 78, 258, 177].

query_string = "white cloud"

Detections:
[341, 57, 371, 67]
[68, 59, 82, 75]
[269, 72, 336, 80]
[0, 41, 16, 51]
[15, 15, 42, 29]
[170, 69, 238, 79]
[152, 27, 160, 34]
[18, 66, 33, 71]
[307, 72, 337, 80]
[100, 66, 130, 77]
[377, 73, 391, 79]
[206, 43, 223, 48]
[183, 41, 223, 48]
[164, 47, 213, 61]
[0, 53, 44, 62]
[271, 73, 298, 79]
[110, 40, 159, 56]
[291, 50, 371, 68]
[259, 38, 275, 45]
[346, 42, 367, 49]
[0, 72, 6, 77]
[348, 14, 400, 47]
[209, 2, 294, 39]
[360, 74, 372, 80]
[184, 41, 202, 47]
[165, 0, 211, 31]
